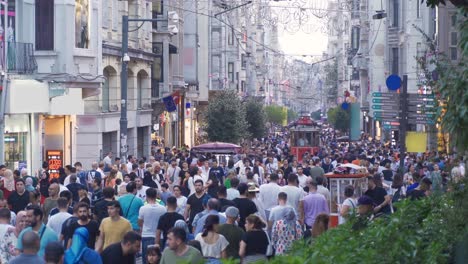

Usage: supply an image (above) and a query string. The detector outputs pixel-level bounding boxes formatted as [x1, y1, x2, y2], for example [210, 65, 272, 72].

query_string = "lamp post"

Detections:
[119, 15, 173, 163]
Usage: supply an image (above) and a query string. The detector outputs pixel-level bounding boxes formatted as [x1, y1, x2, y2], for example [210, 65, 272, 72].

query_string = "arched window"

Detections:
[102, 67, 111, 111]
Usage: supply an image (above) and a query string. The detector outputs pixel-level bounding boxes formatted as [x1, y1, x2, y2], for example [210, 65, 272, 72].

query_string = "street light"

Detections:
[119, 14, 176, 163]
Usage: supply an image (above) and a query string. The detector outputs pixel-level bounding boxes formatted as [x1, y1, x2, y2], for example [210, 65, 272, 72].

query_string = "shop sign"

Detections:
[47, 150, 63, 179]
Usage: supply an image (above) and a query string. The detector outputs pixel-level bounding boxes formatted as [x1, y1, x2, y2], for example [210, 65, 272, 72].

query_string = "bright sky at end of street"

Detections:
[278, 28, 328, 62]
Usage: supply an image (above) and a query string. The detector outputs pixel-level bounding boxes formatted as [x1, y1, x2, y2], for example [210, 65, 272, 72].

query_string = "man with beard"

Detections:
[64, 202, 99, 249]
[101, 231, 142, 264]
[16, 205, 58, 257]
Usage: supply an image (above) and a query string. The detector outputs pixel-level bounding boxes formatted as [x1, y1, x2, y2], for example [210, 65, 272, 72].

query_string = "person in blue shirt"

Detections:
[16, 205, 58, 257]
[118, 181, 144, 231]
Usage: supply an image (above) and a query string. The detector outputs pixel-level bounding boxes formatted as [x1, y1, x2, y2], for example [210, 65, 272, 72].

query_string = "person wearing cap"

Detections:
[365, 174, 391, 214]
[233, 183, 258, 230]
[246, 183, 267, 223]
[217, 206, 244, 260]
[352, 195, 383, 230]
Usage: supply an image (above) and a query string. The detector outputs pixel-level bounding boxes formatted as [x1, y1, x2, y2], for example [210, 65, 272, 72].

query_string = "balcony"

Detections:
[0, 42, 37, 74]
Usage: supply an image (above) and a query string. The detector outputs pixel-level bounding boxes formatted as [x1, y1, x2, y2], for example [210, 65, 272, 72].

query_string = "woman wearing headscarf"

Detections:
[64, 227, 102, 264]
[271, 207, 302, 255]
[14, 211, 27, 237]
[0, 169, 15, 200]
[174, 219, 194, 241]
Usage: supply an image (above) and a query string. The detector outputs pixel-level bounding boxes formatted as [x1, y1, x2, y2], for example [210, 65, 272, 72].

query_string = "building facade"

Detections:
[1, 0, 103, 173]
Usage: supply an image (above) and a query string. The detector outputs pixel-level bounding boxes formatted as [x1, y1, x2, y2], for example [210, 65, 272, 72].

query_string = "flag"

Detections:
[172, 91, 181, 104]
[162, 95, 177, 112]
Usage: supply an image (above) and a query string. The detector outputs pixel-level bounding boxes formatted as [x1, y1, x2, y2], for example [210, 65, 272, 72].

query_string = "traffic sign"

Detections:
[408, 113, 436, 119]
[372, 104, 400, 110]
[407, 97, 436, 103]
[407, 106, 436, 112]
[386, 75, 402, 91]
[373, 111, 399, 118]
[372, 98, 400, 104]
[407, 93, 435, 99]
[408, 119, 436, 125]
[376, 117, 400, 122]
[372, 92, 400, 98]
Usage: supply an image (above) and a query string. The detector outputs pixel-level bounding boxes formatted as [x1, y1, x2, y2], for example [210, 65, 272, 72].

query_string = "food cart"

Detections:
[325, 163, 370, 227]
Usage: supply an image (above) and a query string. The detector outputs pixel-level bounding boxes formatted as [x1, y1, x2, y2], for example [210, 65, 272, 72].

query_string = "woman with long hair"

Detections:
[304, 213, 329, 241]
[271, 207, 302, 255]
[239, 214, 269, 263]
[194, 215, 229, 263]
[105, 169, 118, 188]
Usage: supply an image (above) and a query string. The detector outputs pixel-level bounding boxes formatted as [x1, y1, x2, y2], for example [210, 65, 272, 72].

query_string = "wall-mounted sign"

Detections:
[46, 150, 63, 179]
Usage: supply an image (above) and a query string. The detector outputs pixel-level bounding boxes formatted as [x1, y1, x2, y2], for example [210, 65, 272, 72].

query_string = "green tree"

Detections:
[436, 10, 468, 152]
[311, 109, 322, 120]
[287, 109, 298, 123]
[265, 105, 287, 125]
[413, 6, 467, 152]
[244, 98, 267, 139]
[204, 90, 248, 143]
[327, 106, 350, 132]
[324, 58, 338, 104]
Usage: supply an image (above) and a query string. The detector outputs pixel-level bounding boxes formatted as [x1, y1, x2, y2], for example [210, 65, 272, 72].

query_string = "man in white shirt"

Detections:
[316, 176, 331, 203]
[226, 178, 240, 200]
[296, 166, 309, 189]
[103, 152, 113, 170]
[135, 177, 149, 201]
[127, 155, 135, 172]
[166, 159, 181, 185]
[138, 188, 166, 262]
[46, 197, 72, 237]
[199, 160, 211, 181]
[281, 174, 305, 209]
[259, 173, 281, 212]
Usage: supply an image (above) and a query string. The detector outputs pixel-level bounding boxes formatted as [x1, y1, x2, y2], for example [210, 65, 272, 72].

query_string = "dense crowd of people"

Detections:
[0, 129, 464, 264]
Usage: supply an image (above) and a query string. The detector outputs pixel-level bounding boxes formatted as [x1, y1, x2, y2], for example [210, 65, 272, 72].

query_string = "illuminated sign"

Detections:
[46, 150, 63, 179]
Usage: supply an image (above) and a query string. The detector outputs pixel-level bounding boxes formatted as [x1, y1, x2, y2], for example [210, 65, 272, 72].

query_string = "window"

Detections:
[392, 47, 399, 74]
[241, 81, 246, 92]
[75, 0, 90, 48]
[112, 0, 118, 31]
[451, 32, 458, 46]
[241, 54, 246, 69]
[416, 0, 420, 18]
[102, 68, 111, 111]
[450, 31, 458, 61]
[228, 28, 234, 45]
[102, 1, 109, 28]
[392, 0, 399, 27]
[351, 27, 360, 50]
[450, 48, 458, 61]
[228, 62, 234, 83]
[451, 14, 457, 28]
[35, 0, 54, 50]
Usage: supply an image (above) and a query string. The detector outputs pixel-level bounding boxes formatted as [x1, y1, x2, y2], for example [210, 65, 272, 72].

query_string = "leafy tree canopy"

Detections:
[204, 90, 248, 143]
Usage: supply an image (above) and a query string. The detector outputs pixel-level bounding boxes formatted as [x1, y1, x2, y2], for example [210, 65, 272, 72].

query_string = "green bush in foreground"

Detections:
[223, 180, 468, 264]
[270, 181, 468, 264]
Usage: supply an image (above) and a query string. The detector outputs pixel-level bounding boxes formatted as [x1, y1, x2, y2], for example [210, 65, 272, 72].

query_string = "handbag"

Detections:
[264, 230, 274, 257]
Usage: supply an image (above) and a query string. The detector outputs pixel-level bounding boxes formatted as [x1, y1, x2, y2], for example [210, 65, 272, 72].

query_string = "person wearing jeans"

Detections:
[138, 188, 166, 264]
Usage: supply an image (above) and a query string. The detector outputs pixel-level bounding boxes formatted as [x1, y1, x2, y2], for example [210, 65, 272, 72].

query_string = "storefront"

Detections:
[4, 114, 30, 171]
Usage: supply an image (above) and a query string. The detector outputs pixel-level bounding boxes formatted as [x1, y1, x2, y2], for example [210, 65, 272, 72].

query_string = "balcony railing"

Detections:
[0, 42, 37, 74]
